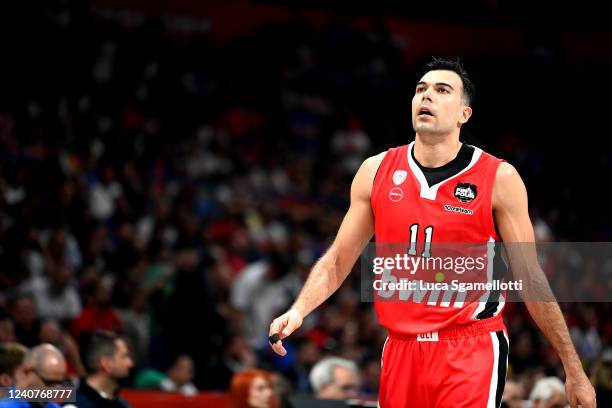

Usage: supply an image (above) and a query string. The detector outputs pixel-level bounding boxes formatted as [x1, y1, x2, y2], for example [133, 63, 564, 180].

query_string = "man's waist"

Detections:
[388, 315, 505, 342]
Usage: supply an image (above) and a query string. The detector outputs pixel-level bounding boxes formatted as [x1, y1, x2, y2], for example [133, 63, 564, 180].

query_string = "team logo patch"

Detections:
[392, 170, 407, 186]
[454, 183, 477, 203]
[389, 187, 403, 202]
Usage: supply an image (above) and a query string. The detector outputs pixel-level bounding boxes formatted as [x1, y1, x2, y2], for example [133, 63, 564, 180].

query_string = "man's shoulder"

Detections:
[363, 150, 387, 169]
[72, 381, 131, 408]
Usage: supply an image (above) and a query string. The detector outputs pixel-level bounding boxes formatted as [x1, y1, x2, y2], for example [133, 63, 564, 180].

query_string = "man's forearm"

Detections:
[525, 300, 583, 374]
[291, 246, 354, 317]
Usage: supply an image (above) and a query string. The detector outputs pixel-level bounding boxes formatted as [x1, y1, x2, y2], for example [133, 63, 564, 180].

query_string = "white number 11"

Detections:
[407, 223, 433, 258]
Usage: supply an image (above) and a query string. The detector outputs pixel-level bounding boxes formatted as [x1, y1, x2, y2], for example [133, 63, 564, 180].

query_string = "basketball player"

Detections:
[268, 58, 596, 407]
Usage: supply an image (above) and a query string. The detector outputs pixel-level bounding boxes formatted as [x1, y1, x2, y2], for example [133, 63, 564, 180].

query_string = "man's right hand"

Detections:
[268, 309, 304, 356]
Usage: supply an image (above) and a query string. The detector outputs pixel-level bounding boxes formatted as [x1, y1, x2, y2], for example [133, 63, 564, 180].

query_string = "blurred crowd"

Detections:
[0, 0, 611, 407]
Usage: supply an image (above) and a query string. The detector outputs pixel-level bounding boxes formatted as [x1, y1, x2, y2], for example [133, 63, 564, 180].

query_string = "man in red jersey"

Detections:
[268, 57, 596, 408]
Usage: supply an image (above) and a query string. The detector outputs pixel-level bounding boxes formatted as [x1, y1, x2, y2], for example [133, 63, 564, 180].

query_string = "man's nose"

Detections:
[422, 87, 433, 101]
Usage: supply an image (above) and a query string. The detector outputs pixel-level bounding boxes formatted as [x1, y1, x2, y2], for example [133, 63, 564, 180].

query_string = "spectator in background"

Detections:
[6, 344, 67, 408]
[116, 290, 150, 367]
[529, 377, 566, 408]
[229, 369, 279, 408]
[89, 164, 122, 222]
[9, 296, 40, 347]
[0, 313, 16, 343]
[71, 276, 122, 345]
[74, 331, 133, 408]
[502, 377, 525, 408]
[203, 332, 256, 391]
[230, 252, 300, 349]
[309, 357, 361, 400]
[18, 344, 67, 388]
[38, 319, 86, 377]
[18, 259, 81, 323]
[591, 348, 612, 406]
[159, 354, 198, 396]
[0, 342, 27, 387]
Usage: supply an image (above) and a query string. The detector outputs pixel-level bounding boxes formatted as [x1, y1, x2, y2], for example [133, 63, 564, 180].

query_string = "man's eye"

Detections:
[438, 88, 449, 94]
[416, 87, 425, 93]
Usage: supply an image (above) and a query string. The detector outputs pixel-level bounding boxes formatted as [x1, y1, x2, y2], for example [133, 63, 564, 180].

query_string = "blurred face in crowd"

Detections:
[39, 320, 62, 344]
[11, 297, 36, 327]
[102, 339, 133, 380]
[319, 366, 360, 400]
[50, 266, 71, 291]
[412, 70, 472, 136]
[502, 380, 524, 408]
[534, 391, 567, 408]
[94, 279, 113, 307]
[168, 355, 194, 386]
[0, 318, 16, 342]
[248, 375, 274, 408]
[533, 390, 567, 408]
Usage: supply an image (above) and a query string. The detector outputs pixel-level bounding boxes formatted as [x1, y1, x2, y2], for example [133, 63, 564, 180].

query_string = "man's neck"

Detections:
[413, 133, 462, 168]
[86, 373, 118, 399]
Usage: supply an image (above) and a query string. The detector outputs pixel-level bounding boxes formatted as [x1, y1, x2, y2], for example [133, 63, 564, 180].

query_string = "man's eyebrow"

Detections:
[416, 81, 455, 90]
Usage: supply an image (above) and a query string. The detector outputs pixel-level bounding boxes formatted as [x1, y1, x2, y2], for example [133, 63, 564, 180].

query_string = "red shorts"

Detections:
[378, 317, 508, 408]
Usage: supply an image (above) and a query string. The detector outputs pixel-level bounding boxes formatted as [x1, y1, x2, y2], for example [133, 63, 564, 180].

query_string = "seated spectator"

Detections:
[19, 343, 67, 389]
[502, 376, 524, 408]
[309, 357, 360, 400]
[528, 376, 566, 408]
[39, 319, 86, 377]
[9, 296, 40, 347]
[10, 343, 67, 408]
[18, 259, 81, 323]
[0, 342, 27, 387]
[72, 331, 133, 408]
[0, 313, 16, 343]
[203, 332, 255, 391]
[229, 369, 279, 408]
[71, 276, 122, 345]
[159, 354, 197, 396]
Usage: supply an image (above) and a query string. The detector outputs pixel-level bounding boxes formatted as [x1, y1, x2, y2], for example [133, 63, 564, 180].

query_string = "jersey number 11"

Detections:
[408, 223, 433, 258]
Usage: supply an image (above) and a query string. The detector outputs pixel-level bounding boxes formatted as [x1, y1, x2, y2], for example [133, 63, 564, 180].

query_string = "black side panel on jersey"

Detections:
[476, 245, 508, 320]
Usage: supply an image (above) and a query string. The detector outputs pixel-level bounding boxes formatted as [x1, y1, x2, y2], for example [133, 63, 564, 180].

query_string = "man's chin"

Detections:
[414, 125, 439, 134]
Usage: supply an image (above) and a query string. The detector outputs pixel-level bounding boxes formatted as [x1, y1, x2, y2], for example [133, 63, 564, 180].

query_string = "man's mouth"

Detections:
[418, 107, 434, 117]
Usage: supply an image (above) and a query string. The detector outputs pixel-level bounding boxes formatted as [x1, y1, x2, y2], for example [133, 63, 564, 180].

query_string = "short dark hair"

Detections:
[0, 342, 28, 377]
[419, 57, 475, 105]
[85, 331, 122, 373]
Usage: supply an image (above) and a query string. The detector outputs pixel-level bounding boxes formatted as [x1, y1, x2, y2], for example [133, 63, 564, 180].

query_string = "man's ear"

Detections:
[459, 106, 473, 124]
[0, 373, 11, 387]
[99, 356, 112, 374]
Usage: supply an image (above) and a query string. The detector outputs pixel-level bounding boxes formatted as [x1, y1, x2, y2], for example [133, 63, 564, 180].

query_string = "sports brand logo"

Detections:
[392, 170, 407, 185]
[444, 204, 473, 215]
[454, 183, 477, 203]
[389, 187, 403, 202]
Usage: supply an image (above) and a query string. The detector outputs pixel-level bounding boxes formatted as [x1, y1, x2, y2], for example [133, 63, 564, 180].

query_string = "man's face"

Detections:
[169, 356, 194, 386]
[412, 70, 472, 136]
[19, 357, 66, 388]
[543, 390, 568, 408]
[319, 366, 360, 400]
[105, 339, 134, 380]
[532, 390, 568, 408]
[502, 380, 524, 408]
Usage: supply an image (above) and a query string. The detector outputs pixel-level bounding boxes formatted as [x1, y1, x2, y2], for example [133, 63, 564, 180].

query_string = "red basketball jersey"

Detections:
[371, 141, 505, 335]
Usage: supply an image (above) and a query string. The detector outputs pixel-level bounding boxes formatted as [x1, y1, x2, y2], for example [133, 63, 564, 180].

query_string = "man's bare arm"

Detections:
[268, 153, 384, 356]
[493, 162, 596, 408]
